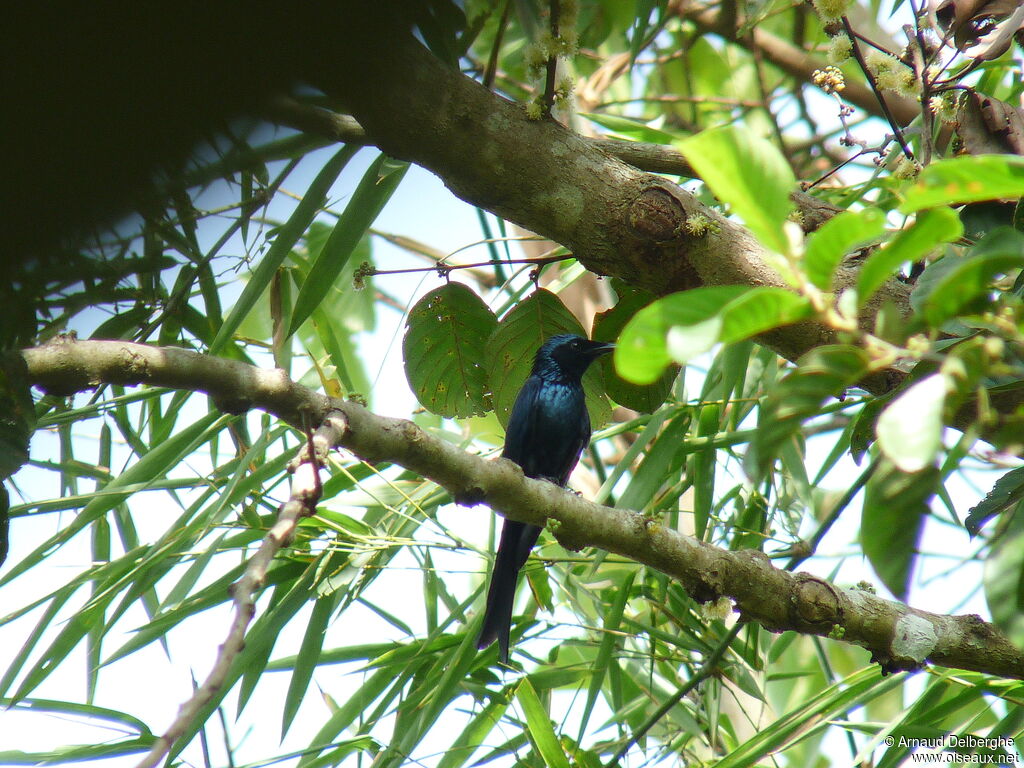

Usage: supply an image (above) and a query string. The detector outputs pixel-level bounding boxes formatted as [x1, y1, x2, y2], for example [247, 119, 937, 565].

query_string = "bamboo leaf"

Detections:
[289, 154, 408, 335]
[210, 145, 358, 354]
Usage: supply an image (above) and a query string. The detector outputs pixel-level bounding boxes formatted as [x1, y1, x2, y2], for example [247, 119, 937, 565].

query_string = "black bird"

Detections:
[477, 333, 614, 662]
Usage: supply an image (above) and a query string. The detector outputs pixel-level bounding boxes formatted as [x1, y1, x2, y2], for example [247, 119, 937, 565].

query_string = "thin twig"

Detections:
[841, 15, 915, 161]
[542, 0, 561, 116]
[484, 0, 512, 90]
[367, 254, 572, 278]
[133, 412, 346, 768]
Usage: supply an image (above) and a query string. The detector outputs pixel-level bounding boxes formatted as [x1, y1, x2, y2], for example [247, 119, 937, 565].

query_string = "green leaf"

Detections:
[616, 286, 811, 384]
[744, 344, 865, 482]
[921, 228, 1024, 327]
[984, 499, 1024, 648]
[857, 207, 963, 306]
[485, 289, 610, 428]
[591, 286, 677, 412]
[861, 460, 936, 600]
[516, 678, 571, 768]
[803, 208, 885, 291]
[580, 113, 677, 145]
[403, 282, 498, 418]
[615, 286, 748, 384]
[209, 144, 359, 354]
[965, 467, 1024, 535]
[281, 588, 343, 738]
[677, 125, 796, 254]
[289, 154, 408, 335]
[876, 373, 948, 472]
[692, 404, 720, 538]
[900, 155, 1024, 213]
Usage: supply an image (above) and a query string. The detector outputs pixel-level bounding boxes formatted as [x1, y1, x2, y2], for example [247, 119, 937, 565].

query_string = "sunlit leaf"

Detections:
[677, 125, 796, 255]
[517, 678, 571, 768]
[857, 207, 963, 306]
[900, 155, 1024, 213]
[616, 286, 811, 384]
[876, 373, 948, 473]
[803, 208, 885, 291]
[404, 282, 498, 418]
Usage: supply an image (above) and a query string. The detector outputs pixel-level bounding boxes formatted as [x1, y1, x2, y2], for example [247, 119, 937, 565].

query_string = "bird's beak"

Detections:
[588, 341, 615, 358]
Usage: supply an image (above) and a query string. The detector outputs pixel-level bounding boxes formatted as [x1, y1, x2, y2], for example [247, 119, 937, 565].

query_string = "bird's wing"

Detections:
[501, 374, 542, 469]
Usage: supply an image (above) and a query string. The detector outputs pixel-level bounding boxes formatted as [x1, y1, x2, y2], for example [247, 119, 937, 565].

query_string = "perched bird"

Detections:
[478, 333, 614, 662]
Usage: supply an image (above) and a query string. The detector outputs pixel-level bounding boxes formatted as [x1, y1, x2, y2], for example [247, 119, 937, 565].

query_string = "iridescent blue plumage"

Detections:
[477, 334, 614, 663]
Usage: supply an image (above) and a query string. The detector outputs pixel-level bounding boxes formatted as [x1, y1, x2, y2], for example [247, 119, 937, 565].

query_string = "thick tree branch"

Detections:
[19, 339, 1024, 680]
[311, 11, 912, 372]
[263, 97, 845, 235]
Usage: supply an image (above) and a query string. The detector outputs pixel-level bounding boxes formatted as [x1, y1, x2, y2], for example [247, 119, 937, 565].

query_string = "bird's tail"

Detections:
[477, 520, 542, 663]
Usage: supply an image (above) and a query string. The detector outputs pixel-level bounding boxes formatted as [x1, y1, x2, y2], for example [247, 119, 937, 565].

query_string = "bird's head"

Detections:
[534, 334, 615, 380]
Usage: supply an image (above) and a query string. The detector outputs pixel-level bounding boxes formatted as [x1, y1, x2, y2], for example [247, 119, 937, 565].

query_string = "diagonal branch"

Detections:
[18, 338, 1024, 681]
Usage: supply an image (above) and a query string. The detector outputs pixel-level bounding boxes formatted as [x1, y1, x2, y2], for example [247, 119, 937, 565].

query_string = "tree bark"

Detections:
[19, 338, 1024, 681]
[314, 11, 912, 375]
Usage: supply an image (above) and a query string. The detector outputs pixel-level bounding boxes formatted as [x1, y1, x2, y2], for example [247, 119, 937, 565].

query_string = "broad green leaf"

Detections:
[210, 145, 358, 354]
[591, 286, 677, 412]
[984, 504, 1024, 648]
[615, 286, 749, 384]
[403, 282, 498, 418]
[876, 373, 948, 472]
[861, 459, 936, 600]
[616, 286, 811, 384]
[803, 208, 885, 291]
[900, 155, 1024, 213]
[289, 155, 408, 335]
[921, 228, 1024, 327]
[485, 289, 611, 428]
[965, 467, 1024, 535]
[857, 207, 963, 306]
[719, 288, 812, 345]
[517, 678, 571, 768]
[677, 125, 796, 254]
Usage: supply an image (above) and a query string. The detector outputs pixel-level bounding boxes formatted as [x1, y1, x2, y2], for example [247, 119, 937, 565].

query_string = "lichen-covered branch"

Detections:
[20, 339, 1024, 680]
